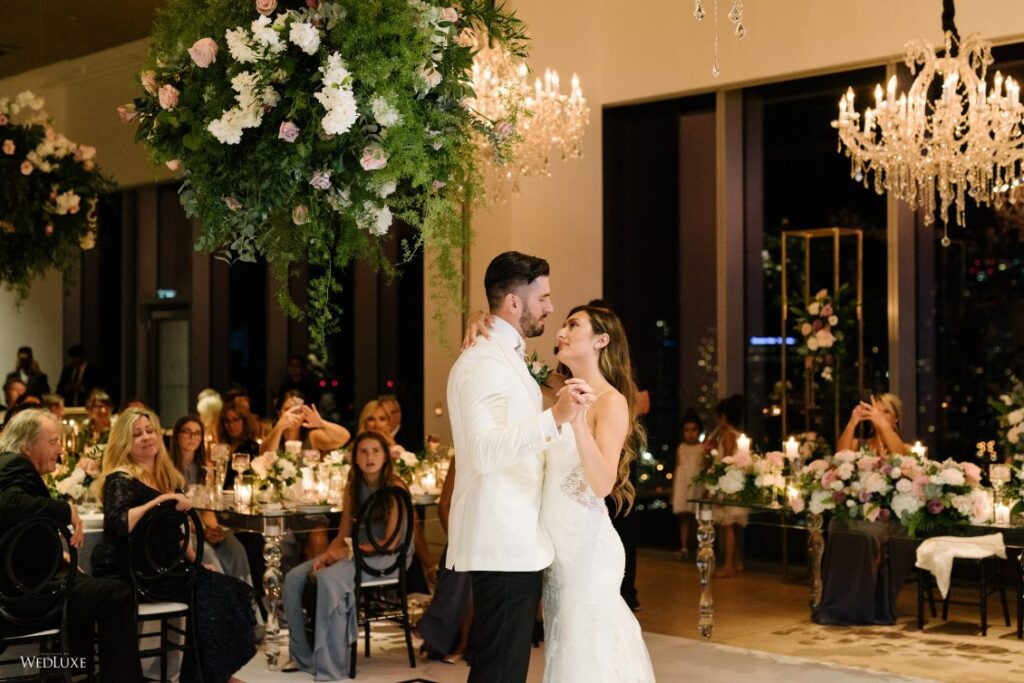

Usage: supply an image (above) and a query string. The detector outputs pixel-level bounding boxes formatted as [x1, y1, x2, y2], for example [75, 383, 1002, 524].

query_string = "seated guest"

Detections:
[2, 376, 26, 415]
[81, 388, 113, 447]
[378, 394, 403, 442]
[263, 390, 350, 454]
[836, 393, 911, 456]
[415, 456, 473, 663]
[57, 344, 99, 407]
[216, 397, 263, 490]
[282, 431, 413, 678]
[357, 399, 395, 446]
[41, 393, 65, 420]
[170, 415, 254, 587]
[5, 346, 50, 398]
[0, 409, 142, 683]
[90, 408, 256, 683]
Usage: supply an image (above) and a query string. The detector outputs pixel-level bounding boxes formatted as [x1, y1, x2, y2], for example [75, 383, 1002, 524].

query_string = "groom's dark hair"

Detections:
[484, 251, 550, 311]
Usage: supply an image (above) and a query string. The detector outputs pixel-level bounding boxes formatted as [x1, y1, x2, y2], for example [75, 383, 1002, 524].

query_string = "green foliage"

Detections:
[130, 0, 527, 357]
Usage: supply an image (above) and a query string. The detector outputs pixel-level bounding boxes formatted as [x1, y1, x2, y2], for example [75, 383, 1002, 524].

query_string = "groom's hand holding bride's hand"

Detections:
[552, 378, 596, 425]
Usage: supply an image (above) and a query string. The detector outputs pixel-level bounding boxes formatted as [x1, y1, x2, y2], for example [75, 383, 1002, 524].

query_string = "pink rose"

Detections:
[815, 288, 828, 300]
[255, 0, 278, 15]
[359, 144, 388, 171]
[20, 161, 33, 175]
[1, 140, 13, 155]
[45, 128, 56, 141]
[0, 114, 8, 125]
[419, 65, 442, 89]
[188, 38, 218, 68]
[494, 119, 514, 140]
[440, 7, 459, 23]
[961, 461, 982, 484]
[140, 70, 159, 95]
[165, 159, 181, 171]
[821, 304, 833, 317]
[278, 121, 300, 142]
[309, 170, 332, 190]
[74, 145, 96, 162]
[790, 495, 806, 513]
[158, 84, 180, 110]
[306, 0, 320, 8]
[800, 322, 812, 336]
[45, 224, 54, 236]
[117, 104, 138, 124]
[83, 160, 95, 171]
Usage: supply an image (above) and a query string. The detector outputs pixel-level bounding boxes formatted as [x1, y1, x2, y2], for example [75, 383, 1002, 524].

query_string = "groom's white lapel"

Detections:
[490, 317, 543, 409]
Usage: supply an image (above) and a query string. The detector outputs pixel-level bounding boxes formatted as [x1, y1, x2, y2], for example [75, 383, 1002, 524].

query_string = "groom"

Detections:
[447, 251, 593, 681]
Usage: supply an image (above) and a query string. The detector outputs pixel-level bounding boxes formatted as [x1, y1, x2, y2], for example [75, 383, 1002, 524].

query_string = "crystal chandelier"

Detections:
[692, 0, 746, 77]
[466, 36, 590, 192]
[832, 0, 1024, 242]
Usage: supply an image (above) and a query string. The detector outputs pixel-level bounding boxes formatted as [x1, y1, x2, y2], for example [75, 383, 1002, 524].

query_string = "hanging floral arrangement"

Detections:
[791, 286, 847, 383]
[0, 91, 110, 298]
[122, 0, 527, 354]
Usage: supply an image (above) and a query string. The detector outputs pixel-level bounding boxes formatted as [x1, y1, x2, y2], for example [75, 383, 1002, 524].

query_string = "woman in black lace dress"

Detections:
[91, 408, 256, 683]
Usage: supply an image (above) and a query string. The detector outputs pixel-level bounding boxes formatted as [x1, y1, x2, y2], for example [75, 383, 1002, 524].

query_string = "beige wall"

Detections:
[3, 2, 1024, 433]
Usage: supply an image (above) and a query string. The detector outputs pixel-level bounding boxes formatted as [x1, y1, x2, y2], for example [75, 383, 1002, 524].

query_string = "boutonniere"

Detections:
[525, 351, 551, 386]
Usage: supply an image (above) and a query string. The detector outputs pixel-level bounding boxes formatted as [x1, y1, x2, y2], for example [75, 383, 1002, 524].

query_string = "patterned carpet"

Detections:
[236, 625, 938, 682]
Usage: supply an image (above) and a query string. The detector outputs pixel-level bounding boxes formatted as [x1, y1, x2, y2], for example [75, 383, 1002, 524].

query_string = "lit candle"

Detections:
[785, 436, 799, 461]
[995, 502, 1011, 525]
[421, 471, 437, 493]
[301, 467, 315, 497]
[235, 482, 252, 510]
[910, 441, 927, 458]
[736, 433, 751, 457]
[787, 485, 800, 506]
[699, 506, 713, 522]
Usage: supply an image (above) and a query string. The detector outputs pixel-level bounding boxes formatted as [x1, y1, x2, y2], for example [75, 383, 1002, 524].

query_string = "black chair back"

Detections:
[129, 502, 203, 603]
[352, 486, 414, 578]
[0, 517, 76, 629]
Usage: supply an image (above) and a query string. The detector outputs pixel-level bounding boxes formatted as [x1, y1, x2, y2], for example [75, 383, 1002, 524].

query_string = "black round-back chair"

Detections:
[129, 502, 204, 683]
[349, 485, 415, 678]
[0, 517, 77, 682]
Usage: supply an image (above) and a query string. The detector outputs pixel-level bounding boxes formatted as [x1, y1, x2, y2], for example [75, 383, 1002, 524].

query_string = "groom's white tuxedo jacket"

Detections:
[445, 317, 558, 572]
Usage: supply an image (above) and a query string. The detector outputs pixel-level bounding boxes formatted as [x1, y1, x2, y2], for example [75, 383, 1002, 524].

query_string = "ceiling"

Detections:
[0, 1, 164, 80]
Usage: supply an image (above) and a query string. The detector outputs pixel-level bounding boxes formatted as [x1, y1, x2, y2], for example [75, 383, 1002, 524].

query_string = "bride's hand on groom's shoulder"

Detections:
[462, 310, 494, 349]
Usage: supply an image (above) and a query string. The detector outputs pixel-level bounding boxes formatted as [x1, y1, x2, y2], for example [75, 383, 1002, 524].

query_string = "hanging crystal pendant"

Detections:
[728, 0, 743, 23]
[693, 0, 706, 21]
[735, 22, 745, 38]
[712, 60, 720, 78]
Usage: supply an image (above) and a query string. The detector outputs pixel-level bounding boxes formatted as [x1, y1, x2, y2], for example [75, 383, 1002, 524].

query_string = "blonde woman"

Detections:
[90, 408, 255, 683]
[836, 393, 910, 456]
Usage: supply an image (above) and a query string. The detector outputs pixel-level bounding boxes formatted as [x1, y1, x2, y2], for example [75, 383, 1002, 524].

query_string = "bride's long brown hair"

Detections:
[558, 305, 647, 513]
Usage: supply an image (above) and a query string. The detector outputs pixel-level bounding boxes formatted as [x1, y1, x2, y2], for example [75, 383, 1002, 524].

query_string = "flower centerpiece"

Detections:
[0, 91, 110, 297]
[989, 374, 1024, 462]
[123, 0, 529, 355]
[791, 287, 846, 383]
[696, 448, 787, 506]
[46, 444, 104, 502]
[805, 448, 988, 535]
[250, 448, 300, 500]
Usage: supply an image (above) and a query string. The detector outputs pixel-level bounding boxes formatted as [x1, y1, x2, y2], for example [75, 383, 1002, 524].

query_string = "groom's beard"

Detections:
[520, 310, 546, 338]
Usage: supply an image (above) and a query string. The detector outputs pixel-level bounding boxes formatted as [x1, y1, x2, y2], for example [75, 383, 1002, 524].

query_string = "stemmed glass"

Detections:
[232, 453, 251, 480]
[209, 444, 230, 505]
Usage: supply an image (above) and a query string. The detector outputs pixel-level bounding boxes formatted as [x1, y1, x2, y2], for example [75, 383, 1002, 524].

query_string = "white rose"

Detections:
[895, 477, 913, 493]
[940, 467, 965, 486]
[889, 466, 902, 479]
[289, 22, 321, 55]
[1008, 408, 1024, 425]
[828, 315, 839, 326]
[807, 302, 821, 316]
[806, 336, 820, 351]
[418, 64, 442, 89]
[279, 460, 298, 480]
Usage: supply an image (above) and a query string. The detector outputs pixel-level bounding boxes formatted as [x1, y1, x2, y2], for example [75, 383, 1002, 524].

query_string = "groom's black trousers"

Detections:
[469, 570, 542, 683]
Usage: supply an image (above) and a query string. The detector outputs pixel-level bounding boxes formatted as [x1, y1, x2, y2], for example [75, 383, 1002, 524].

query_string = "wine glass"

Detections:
[232, 453, 251, 479]
[209, 444, 230, 505]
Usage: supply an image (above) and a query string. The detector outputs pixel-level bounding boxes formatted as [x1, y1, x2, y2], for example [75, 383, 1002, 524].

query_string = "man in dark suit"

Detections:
[56, 344, 99, 407]
[0, 409, 142, 683]
[4, 346, 50, 398]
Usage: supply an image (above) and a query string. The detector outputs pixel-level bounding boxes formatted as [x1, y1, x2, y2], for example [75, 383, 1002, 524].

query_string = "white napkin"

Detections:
[915, 533, 1006, 598]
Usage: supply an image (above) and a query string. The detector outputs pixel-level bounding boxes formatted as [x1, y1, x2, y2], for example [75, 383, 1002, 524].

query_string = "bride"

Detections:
[467, 305, 655, 682]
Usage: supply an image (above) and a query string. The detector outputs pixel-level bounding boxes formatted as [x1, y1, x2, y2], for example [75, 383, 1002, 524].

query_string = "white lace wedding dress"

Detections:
[540, 428, 656, 682]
